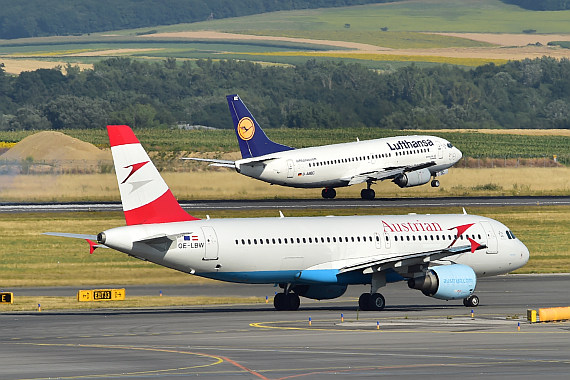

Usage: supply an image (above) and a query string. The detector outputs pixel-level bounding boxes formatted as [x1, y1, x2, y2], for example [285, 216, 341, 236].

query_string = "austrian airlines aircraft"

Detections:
[46, 125, 529, 311]
[184, 95, 462, 200]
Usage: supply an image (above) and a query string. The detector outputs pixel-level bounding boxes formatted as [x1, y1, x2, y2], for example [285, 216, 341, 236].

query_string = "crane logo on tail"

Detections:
[237, 117, 255, 141]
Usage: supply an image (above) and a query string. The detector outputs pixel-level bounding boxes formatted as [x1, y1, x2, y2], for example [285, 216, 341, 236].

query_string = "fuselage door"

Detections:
[287, 159, 294, 178]
[201, 226, 219, 260]
[374, 232, 382, 249]
[480, 221, 498, 254]
[438, 144, 443, 159]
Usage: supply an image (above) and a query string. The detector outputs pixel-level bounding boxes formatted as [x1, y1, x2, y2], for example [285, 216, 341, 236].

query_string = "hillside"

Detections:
[0, 0, 393, 40]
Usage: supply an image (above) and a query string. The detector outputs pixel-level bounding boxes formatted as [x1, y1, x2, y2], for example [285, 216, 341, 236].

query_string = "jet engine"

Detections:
[407, 264, 476, 300]
[394, 168, 431, 188]
[291, 284, 347, 300]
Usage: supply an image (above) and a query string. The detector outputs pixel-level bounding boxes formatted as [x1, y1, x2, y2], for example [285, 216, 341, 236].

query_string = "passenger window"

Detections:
[278, 238, 282, 244]
[235, 239, 239, 245]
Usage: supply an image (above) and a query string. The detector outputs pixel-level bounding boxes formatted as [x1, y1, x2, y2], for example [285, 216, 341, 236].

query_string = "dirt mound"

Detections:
[1, 131, 110, 162]
[0, 131, 111, 174]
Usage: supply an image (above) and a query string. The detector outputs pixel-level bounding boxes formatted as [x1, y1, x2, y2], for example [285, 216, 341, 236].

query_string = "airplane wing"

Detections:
[181, 157, 236, 168]
[343, 161, 437, 185]
[338, 243, 486, 275]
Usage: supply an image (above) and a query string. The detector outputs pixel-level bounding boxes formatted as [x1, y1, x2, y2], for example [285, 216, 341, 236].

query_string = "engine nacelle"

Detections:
[394, 168, 431, 188]
[292, 284, 347, 300]
[407, 264, 476, 300]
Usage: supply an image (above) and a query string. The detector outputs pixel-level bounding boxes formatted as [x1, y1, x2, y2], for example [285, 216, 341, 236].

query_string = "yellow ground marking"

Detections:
[12, 342, 225, 378]
[251, 314, 570, 334]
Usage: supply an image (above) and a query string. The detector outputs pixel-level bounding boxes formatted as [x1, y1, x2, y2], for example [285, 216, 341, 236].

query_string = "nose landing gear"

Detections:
[360, 181, 376, 200]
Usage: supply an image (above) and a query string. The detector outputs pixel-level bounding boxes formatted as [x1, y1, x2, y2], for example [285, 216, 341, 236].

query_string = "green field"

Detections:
[2, 128, 568, 164]
[123, 0, 570, 35]
[0, 206, 568, 289]
[2, 0, 569, 68]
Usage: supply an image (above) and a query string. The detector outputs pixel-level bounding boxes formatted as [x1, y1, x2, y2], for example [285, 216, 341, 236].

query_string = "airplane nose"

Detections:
[520, 242, 530, 266]
[455, 148, 463, 161]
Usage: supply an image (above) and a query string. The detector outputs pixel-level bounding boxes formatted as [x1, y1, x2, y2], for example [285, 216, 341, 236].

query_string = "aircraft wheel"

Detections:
[321, 188, 336, 199]
[431, 179, 440, 187]
[359, 293, 372, 311]
[274, 293, 287, 311]
[369, 293, 386, 311]
[360, 188, 375, 200]
[287, 293, 300, 311]
[463, 295, 479, 308]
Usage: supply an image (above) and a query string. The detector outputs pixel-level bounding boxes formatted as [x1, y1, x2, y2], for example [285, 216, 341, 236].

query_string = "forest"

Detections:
[0, 0, 395, 40]
[501, 0, 570, 11]
[0, 57, 569, 131]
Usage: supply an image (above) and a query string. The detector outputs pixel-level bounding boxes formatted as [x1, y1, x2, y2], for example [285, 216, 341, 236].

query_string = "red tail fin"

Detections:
[107, 125, 199, 225]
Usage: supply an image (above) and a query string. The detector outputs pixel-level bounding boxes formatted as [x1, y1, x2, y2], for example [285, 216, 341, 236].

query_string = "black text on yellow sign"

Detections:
[0, 292, 13, 304]
[77, 288, 125, 302]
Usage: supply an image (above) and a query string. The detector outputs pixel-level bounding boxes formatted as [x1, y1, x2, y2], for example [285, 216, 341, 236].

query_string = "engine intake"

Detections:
[408, 264, 476, 300]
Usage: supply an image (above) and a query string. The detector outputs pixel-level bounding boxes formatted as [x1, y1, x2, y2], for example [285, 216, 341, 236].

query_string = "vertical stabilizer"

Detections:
[107, 125, 199, 225]
[226, 94, 293, 159]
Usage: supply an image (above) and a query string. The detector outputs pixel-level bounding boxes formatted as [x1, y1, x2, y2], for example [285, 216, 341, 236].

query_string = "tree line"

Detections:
[0, 0, 395, 40]
[500, 0, 570, 11]
[0, 56, 569, 131]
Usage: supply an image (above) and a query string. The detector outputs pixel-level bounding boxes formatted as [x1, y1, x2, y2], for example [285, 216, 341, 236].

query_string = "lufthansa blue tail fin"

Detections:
[227, 94, 293, 159]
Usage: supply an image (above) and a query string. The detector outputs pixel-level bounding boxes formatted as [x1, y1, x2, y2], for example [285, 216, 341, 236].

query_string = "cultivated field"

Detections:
[1, 0, 570, 72]
[0, 167, 569, 202]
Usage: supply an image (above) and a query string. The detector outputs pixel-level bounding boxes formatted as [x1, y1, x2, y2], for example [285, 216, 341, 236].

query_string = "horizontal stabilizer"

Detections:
[181, 157, 236, 168]
[43, 232, 98, 240]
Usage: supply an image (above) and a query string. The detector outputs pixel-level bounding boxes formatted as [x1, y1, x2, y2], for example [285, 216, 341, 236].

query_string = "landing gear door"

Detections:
[287, 159, 294, 178]
[480, 221, 498, 254]
[201, 226, 219, 260]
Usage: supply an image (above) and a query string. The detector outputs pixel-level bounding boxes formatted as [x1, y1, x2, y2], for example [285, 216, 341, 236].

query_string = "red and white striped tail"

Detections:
[107, 125, 198, 225]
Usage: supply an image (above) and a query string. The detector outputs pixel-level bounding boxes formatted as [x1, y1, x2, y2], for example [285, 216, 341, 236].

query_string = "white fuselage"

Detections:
[235, 135, 461, 188]
[100, 213, 529, 285]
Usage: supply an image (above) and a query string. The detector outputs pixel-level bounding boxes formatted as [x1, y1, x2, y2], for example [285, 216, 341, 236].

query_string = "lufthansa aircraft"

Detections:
[46, 125, 529, 311]
[184, 95, 463, 200]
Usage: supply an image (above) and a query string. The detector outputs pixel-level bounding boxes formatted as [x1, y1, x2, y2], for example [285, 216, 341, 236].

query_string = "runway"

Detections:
[1, 195, 569, 213]
[2, 274, 569, 379]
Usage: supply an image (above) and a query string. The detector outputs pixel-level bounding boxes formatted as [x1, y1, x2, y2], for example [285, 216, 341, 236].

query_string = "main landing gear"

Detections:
[431, 179, 440, 187]
[360, 181, 375, 200]
[463, 294, 479, 307]
[274, 284, 300, 311]
[321, 187, 336, 199]
[358, 292, 385, 311]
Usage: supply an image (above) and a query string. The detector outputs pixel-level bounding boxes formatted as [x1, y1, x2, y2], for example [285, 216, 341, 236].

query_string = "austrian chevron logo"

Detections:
[448, 223, 482, 253]
[121, 161, 149, 184]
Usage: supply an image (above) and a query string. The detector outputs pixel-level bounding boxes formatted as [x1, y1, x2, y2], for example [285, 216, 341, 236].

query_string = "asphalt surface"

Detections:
[2, 274, 569, 379]
[1, 196, 569, 213]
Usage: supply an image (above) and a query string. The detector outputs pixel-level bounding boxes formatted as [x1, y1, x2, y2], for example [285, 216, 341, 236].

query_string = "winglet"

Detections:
[107, 125, 199, 225]
[226, 94, 293, 159]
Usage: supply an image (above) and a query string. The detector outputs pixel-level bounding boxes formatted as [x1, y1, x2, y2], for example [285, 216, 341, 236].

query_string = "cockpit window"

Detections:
[447, 142, 453, 148]
[506, 230, 516, 239]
